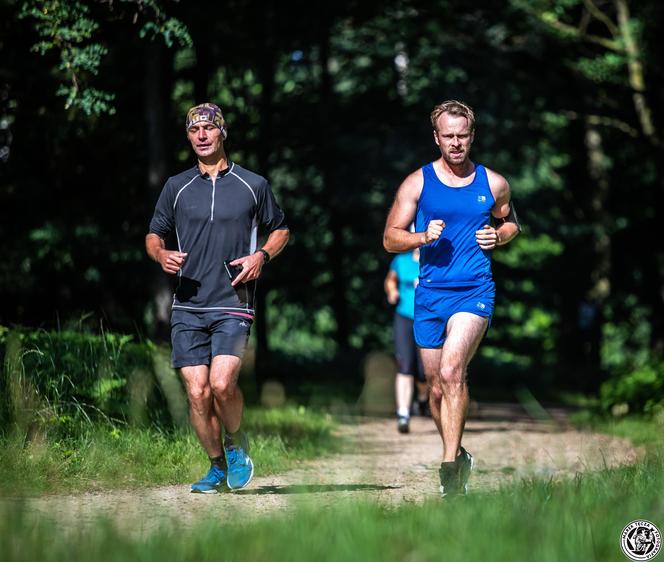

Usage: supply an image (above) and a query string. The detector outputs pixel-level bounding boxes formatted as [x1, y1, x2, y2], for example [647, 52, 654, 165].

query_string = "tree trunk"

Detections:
[254, 0, 277, 392]
[144, 40, 173, 341]
[318, 14, 350, 349]
[614, 0, 659, 145]
[582, 118, 612, 390]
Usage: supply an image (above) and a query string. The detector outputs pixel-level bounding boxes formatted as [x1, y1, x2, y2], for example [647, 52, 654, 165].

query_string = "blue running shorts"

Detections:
[414, 283, 495, 348]
[171, 310, 252, 368]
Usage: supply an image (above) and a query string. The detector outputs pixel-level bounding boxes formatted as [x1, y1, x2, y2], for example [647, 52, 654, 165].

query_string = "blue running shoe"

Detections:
[226, 446, 254, 490]
[191, 465, 226, 494]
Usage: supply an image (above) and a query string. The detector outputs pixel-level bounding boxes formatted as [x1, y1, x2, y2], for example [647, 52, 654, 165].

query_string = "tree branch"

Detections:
[562, 110, 638, 137]
[582, 0, 619, 38]
[533, 9, 622, 51]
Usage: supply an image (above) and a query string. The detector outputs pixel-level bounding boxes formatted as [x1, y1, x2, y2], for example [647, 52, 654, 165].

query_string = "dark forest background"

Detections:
[2, 0, 663, 406]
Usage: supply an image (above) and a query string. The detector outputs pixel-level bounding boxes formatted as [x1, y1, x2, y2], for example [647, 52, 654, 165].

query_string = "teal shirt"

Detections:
[390, 252, 420, 320]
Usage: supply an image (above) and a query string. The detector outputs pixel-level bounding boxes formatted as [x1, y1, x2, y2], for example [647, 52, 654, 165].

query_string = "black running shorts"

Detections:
[393, 312, 425, 382]
[170, 310, 252, 368]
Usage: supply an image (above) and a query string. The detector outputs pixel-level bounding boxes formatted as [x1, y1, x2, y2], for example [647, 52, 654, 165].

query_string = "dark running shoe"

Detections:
[457, 447, 474, 494]
[439, 446, 474, 497]
[438, 461, 461, 497]
[397, 415, 410, 434]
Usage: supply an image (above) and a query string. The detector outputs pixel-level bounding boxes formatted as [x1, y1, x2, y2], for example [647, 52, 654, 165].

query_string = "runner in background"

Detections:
[385, 248, 428, 434]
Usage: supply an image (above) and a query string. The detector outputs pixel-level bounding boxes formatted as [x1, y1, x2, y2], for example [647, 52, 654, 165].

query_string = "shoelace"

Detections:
[210, 466, 225, 478]
[226, 448, 244, 466]
[198, 466, 224, 484]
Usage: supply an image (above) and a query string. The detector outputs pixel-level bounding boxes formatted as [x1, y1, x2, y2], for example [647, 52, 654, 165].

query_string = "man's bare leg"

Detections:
[209, 355, 243, 433]
[209, 354, 254, 489]
[420, 347, 444, 437]
[180, 364, 222, 457]
[419, 314, 487, 460]
[438, 313, 488, 462]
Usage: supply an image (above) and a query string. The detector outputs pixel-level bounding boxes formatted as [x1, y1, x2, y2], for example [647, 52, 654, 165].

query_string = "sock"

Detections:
[397, 407, 410, 418]
[224, 429, 248, 451]
[209, 455, 226, 470]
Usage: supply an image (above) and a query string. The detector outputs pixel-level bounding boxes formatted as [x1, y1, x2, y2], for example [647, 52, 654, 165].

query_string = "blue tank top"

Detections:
[416, 162, 495, 287]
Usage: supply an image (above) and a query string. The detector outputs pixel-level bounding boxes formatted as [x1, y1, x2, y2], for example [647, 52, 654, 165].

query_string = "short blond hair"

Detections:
[430, 100, 475, 133]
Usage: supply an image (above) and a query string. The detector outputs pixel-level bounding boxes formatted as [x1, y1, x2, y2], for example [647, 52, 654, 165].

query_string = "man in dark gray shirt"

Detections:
[146, 103, 289, 493]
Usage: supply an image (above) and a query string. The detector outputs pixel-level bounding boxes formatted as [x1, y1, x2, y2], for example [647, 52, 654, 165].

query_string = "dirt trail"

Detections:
[3, 403, 640, 534]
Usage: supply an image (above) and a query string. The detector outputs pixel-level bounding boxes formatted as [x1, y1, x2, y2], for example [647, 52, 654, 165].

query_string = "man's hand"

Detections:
[158, 249, 188, 274]
[475, 225, 499, 250]
[230, 252, 265, 286]
[424, 220, 445, 245]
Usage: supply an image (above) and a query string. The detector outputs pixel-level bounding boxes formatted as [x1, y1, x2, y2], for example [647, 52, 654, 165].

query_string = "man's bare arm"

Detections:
[229, 227, 290, 286]
[476, 169, 520, 250]
[145, 233, 187, 274]
[261, 227, 290, 261]
[383, 170, 444, 252]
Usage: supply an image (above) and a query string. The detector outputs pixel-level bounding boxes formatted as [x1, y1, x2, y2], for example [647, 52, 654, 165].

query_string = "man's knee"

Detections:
[429, 383, 443, 403]
[187, 384, 212, 414]
[210, 376, 237, 401]
[439, 363, 466, 388]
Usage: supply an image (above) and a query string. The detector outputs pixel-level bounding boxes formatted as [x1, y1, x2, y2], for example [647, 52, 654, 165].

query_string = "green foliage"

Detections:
[0, 326, 162, 433]
[599, 362, 664, 417]
[18, 0, 191, 115]
[601, 300, 653, 373]
[19, 0, 112, 114]
[4, 0, 664, 396]
[0, 406, 338, 494]
[574, 53, 626, 84]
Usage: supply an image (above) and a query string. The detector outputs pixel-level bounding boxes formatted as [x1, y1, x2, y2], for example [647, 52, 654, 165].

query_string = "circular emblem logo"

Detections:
[621, 520, 662, 561]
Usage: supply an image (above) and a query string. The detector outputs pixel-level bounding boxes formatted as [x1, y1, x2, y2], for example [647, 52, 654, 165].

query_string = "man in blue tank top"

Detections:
[383, 100, 521, 497]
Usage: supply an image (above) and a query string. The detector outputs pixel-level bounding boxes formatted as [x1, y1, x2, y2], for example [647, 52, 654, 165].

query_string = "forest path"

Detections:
[4, 403, 640, 535]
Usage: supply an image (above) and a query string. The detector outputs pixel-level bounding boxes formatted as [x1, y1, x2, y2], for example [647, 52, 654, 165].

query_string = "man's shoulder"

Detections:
[482, 165, 509, 191]
[167, 166, 199, 188]
[398, 167, 425, 195]
[229, 163, 268, 188]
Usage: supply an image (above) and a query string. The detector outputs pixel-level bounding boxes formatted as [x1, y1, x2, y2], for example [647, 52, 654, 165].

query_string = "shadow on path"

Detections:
[236, 483, 400, 495]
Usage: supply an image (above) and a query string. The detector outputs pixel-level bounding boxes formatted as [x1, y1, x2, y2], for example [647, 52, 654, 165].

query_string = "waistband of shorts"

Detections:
[172, 304, 255, 316]
[417, 280, 495, 292]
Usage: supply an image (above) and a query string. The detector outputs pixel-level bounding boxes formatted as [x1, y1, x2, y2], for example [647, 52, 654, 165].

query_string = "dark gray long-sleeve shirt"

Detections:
[149, 162, 287, 315]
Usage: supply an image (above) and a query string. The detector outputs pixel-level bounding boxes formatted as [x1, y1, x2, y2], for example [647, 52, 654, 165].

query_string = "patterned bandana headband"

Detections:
[185, 103, 227, 139]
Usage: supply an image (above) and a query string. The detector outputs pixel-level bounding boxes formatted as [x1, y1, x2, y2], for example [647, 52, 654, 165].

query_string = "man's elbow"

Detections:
[383, 232, 396, 253]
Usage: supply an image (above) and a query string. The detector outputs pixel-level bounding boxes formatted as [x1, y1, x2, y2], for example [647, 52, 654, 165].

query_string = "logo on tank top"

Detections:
[476, 301, 486, 310]
[477, 195, 486, 203]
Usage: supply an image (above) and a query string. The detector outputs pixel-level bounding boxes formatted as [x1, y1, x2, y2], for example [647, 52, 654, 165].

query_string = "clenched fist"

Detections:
[424, 219, 445, 245]
[157, 249, 187, 274]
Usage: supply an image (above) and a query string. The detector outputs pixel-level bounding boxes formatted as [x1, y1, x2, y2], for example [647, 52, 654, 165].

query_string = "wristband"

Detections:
[257, 248, 271, 264]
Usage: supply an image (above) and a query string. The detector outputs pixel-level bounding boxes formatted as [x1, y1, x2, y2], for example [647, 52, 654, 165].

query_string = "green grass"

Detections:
[2, 438, 662, 561]
[0, 406, 338, 495]
[1, 416, 661, 561]
[572, 411, 664, 448]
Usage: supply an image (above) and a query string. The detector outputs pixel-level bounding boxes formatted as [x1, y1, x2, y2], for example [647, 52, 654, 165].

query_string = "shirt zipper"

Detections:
[210, 176, 216, 221]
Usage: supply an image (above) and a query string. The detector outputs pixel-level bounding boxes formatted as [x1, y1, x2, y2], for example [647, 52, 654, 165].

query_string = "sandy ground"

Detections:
[2, 403, 641, 535]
